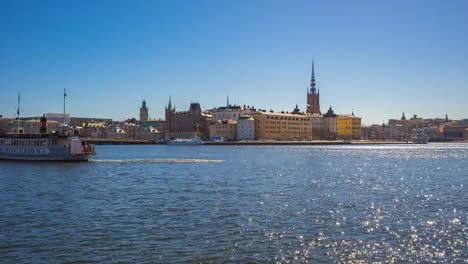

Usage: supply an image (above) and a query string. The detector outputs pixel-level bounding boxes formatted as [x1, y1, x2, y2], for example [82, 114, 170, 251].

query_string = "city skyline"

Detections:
[1, 0, 467, 125]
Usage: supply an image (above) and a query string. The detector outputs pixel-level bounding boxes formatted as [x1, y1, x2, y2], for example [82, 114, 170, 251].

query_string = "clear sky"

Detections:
[1, 0, 467, 125]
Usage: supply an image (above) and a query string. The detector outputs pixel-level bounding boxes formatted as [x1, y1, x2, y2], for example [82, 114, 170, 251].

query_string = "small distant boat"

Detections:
[412, 132, 429, 144]
[414, 135, 429, 144]
[167, 138, 204, 145]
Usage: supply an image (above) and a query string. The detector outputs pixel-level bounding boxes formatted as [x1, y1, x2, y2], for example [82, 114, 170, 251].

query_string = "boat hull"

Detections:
[0, 146, 94, 161]
[0, 154, 94, 161]
[413, 136, 429, 144]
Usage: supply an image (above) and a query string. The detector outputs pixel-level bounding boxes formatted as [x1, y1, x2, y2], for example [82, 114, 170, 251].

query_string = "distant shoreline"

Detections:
[81, 138, 466, 146]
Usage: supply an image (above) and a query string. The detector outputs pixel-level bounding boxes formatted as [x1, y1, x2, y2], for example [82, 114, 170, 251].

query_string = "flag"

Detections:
[64, 89, 67, 98]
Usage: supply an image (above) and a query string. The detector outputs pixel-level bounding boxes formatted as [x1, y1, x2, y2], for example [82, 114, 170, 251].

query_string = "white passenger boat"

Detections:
[413, 134, 429, 144]
[0, 130, 96, 161]
[411, 130, 429, 144]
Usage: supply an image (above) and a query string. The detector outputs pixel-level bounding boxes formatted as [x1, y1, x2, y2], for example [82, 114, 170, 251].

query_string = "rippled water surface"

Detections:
[1, 144, 467, 263]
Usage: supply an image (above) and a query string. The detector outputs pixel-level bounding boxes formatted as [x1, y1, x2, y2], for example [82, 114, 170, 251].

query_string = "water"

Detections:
[0, 144, 467, 263]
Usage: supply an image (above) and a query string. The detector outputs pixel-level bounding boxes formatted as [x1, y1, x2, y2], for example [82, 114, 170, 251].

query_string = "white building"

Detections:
[310, 113, 324, 131]
[46, 113, 70, 125]
[236, 115, 255, 140]
[323, 107, 337, 134]
[211, 105, 256, 122]
[1, 119, 60, 134]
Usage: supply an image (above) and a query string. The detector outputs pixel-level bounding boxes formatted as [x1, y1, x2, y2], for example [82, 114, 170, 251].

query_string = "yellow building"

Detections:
[209, 119, 237, 141]
[251, 112, 312, 140]
[337, 114, 362, 140]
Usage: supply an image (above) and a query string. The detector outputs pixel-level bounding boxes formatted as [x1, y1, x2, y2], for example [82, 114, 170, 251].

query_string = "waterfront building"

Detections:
[250, 111, 312, 141]
[0, 118, 13, 133]
[209, 119, 237, 141]
[310, 113, 325, 139]
[0, 118, 60, 134]
[70, 117, 112, 127]
[337, 114, 362, 140]
[323, 106, 338, 139]
[22, 113, 70, 125]
[144, 119, 166, 139]
[139, 100, 149, 123]
[361, 124, 383, 141]
[45, 113, 70, 125]
[236, 115, 256, 140]
[105, 124, 127, 139]
[124, 122, 160, 142]
[165, 98, 211, 140]
[211, 103, 256, 122]
[306, 62, 321, 114]
[443, 126, 468, 139]
[79, 122, 107, 138]
[389, 113, 424, 128]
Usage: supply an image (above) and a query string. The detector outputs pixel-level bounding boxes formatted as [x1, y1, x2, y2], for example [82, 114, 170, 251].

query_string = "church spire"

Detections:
[167, 96, 174, 111]
[310, 60, 317, 94]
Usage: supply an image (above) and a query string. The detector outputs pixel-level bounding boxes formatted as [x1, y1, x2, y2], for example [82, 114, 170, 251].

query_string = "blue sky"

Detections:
[1, 0, 467, 125]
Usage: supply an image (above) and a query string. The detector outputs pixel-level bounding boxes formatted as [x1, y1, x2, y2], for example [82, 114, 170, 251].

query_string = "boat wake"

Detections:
[90, 158, 223, 163]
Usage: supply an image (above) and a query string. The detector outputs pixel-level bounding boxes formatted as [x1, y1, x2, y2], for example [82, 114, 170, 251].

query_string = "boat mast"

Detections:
[16, 93, 21, 132]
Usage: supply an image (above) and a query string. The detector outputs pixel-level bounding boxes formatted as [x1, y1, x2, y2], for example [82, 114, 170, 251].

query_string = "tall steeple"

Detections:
[167, 96, 173, 111]
[310, 60, 317, 94]
[306, 60, 321, 114]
